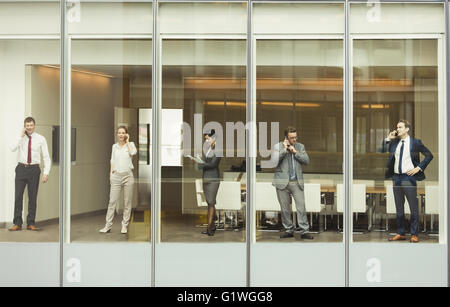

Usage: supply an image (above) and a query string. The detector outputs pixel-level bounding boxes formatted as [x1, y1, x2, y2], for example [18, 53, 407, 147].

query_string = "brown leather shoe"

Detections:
[388, 234, 406, 241]
[27, 225, 40, 231]
[8, 225, 22, 231]
[410, 235, 419, 243]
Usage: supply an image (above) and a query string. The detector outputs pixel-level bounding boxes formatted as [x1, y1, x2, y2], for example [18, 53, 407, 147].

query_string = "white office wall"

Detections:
[70, 70, 116, 216]
[0, 2, 59, 35]
[159, 2, 247, 35]
[26, 65, 60, 222]
[350, 3, 445, 34]
[253, 3, 344, 35]
[68, 2, 152, 35]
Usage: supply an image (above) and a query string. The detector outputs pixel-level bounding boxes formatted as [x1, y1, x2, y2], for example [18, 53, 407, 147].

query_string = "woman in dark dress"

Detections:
[198, 129, 221, 236]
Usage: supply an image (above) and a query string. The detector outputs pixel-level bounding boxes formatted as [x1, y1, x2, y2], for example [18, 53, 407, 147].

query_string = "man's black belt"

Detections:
[18, 163, 39, 168]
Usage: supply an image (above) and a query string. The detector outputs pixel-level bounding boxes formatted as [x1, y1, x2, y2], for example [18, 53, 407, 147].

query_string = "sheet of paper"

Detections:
[186, 155, 204, 164]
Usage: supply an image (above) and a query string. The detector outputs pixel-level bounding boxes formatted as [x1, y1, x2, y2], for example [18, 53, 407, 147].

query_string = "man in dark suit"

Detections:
[385, 119, 433, 243]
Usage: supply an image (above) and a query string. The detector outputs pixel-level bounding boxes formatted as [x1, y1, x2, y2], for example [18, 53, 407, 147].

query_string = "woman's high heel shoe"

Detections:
[99, 226, 111, 233]
[202, 225, 215, 236]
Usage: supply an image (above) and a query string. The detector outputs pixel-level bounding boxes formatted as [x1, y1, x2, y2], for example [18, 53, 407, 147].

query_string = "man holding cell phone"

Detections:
[385, 119, 433, 243]
[271, 126, 313, 240]
[9, 117, 51, 231]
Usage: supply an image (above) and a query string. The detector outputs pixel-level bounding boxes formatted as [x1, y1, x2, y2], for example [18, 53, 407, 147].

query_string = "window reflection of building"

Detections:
[256, 40, 344, 175]
[353, 40, 439, 182]
[161, 40, 246, 242]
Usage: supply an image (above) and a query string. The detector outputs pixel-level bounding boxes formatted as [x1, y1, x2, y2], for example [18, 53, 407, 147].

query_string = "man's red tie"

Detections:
[27, 135, 32, 164]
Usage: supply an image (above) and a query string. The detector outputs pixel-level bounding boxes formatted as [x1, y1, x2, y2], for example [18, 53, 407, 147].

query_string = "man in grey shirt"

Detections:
[271, 126, 313, 239]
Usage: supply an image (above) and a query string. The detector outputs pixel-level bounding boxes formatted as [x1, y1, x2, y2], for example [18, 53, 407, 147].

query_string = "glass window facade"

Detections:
[0, 0, 448, 287]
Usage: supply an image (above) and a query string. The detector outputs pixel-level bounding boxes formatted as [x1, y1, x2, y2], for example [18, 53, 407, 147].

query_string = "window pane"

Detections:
[161, 39, 246, 243]
[353, 39, 441, 243]
[253, 38, 344, 287]
[0, 40, 60, 243]
[0, 2, 60, 286]
[70, 39, 152, 243]
[350, 2, 446, 286]
[64, 2, 153, 286]
[256, 39, 344, 242]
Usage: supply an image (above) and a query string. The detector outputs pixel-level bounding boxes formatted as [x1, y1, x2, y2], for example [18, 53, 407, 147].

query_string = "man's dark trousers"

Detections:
[392, 173, 419, 235]
[13, 164, 40, 227]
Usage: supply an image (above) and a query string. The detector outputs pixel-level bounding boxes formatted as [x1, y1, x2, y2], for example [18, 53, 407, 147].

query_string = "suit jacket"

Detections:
[199, 152, 221, 183]
[385, 137, 433, 181]
[271, 142, 310, 190]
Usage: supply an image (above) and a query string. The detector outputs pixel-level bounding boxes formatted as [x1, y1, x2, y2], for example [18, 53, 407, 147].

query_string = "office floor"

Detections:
[0, 211, 439, 244]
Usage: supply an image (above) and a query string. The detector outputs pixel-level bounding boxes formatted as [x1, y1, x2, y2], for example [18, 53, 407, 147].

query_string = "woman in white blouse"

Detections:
[100, 126, 137, 234]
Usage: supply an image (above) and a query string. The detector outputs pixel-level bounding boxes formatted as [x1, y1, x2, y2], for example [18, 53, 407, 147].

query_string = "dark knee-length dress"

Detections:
[199, 151, 221, 205]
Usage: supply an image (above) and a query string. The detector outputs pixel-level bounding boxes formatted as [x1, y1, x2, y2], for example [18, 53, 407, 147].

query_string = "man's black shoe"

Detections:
[300, 233, 314, 240]
[280, 232, 294, 239]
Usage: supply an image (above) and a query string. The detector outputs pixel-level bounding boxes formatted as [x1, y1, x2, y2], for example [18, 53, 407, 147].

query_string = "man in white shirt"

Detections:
[8, 117, 51, 231]
[385, 119, 433, 243]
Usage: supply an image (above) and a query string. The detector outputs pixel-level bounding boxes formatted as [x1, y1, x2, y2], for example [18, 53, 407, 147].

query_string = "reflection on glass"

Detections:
[353, 40, 439, 243]
[0, 40, 60, 242]
[70, 40, 152, 242]
[138, 123, 150, 164]
[161, 39, 246, 242]
[256, 40, 344, 242]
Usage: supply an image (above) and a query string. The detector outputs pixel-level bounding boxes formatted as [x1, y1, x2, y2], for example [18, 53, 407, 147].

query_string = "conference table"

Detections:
[242, 182, 426, 232]
[321, 185, 425, 231]
[320, 185, 425, 195]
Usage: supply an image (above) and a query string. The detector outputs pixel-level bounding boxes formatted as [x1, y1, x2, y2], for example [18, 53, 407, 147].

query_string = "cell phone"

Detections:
[25, 130, 29, 137]
[285, 137, 292, 150]
[124, 134, 128, 141]
[394, 131, 398, 137]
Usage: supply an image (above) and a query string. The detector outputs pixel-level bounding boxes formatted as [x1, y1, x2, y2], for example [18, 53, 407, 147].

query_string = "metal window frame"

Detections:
[246, 0, 253, 287]
[60, 0, 67, 288]
[8, 0, 447, 287]
[56, 0, 450, 288]
[446, 0, 450, 287]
